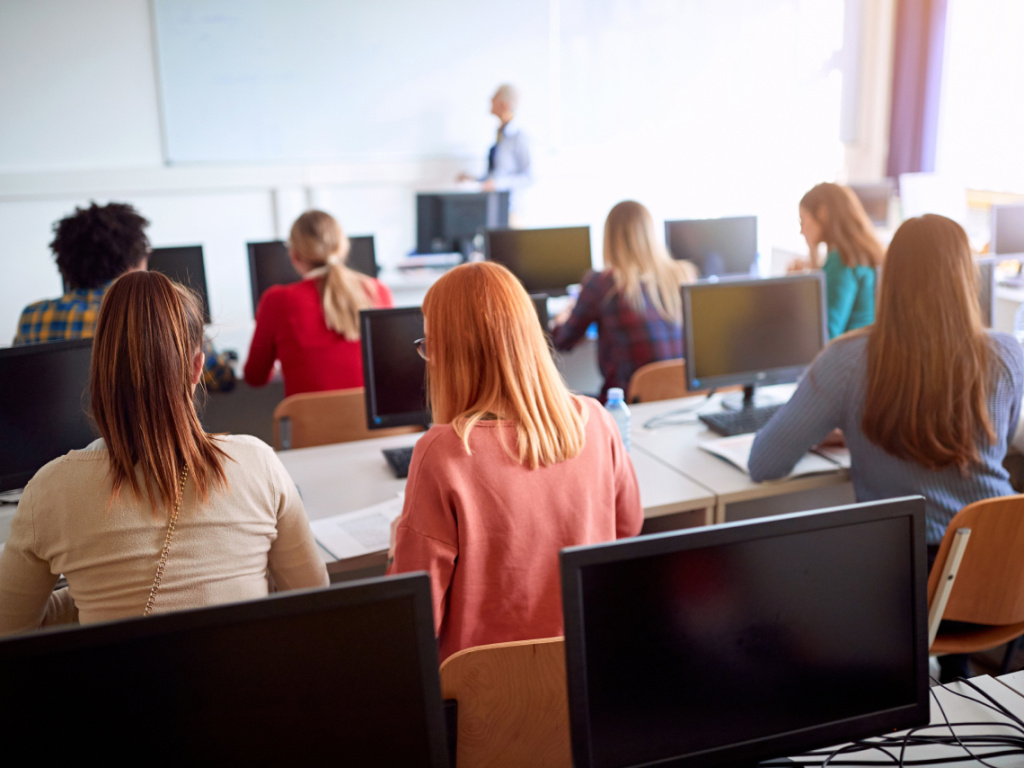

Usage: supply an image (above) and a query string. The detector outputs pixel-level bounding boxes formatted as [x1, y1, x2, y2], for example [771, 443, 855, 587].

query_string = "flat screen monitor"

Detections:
[485, 226, 592, 296]
[361, 306, 430, 430]
[148, 245, 211, 324]
[664, 216, 757, 278]
[976, 256, 997, 328]
[0, 339, 97, 492]
[0, 573, 450, 766]
[848, 181, 893, 226]
[991, 204, 1024, 256]
[560, 497, 930, 768]
[682, 274, 827, 408]
[247, 236, 378, 316]
[416, 191, 509, 256]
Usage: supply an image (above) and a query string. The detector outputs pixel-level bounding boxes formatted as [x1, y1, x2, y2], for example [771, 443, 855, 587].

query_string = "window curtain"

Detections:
[886, 0, 948, 176]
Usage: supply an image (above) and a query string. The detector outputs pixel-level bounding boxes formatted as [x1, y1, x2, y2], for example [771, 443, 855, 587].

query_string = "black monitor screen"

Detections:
[664, 216, 757, 278]
[417, 192, 510, 254]
[361, 307, 430, 429]
[0, 574, 450, 766]
[992, 204, 1024, 255]
[976, 256, 996, 328]
[248, 236, 378, 316]
[683, 274, 827, 391]
[148, 245, 211, 324]
[561, 498, 929, 768]
[0, 339, 97, 492]
[848, 182, 892, 226]
[485, 226, 592, 295]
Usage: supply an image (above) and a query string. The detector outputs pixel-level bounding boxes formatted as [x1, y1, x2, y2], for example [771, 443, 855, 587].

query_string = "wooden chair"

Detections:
[626, 359, 688, 404]
[439, 637, 571, 768]
[927, 494, 1024, 671]
[271, 387, 419, 450]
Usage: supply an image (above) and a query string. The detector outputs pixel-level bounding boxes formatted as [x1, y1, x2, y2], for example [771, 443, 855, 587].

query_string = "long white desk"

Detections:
[277, 428, 717, 578]
[627, 391, 855, 525]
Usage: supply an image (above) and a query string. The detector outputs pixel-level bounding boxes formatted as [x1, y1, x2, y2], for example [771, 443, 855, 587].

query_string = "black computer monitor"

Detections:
[976, 256, 997, 328]
[485, 226, 592, 296]
[416, 191, 510, 257]
[992, 204, 1024, 256]
[848, 181, 893, 227]
[361, 306, 430, 430]
[0, 339, 97, 492]
[682, 274, 827, 409]
[0, 573, 450, 765]
[148, 245, 211, 324]
[664, 216, 758, 278]
[560, 497, 929, 768]
[247, 236, 379, 316]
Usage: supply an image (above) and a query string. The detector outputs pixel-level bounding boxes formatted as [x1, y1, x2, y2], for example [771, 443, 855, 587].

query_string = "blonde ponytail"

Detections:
[289, 210, 376, 341]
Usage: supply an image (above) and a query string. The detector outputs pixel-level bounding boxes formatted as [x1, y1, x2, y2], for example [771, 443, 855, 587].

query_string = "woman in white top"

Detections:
[0, 271, 328, 635]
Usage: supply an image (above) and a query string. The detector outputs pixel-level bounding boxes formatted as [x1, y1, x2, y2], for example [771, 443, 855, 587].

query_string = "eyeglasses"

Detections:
[414, 338, 428, 361]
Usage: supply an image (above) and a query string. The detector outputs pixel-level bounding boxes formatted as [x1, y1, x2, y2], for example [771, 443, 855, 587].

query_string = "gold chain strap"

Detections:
[143, 464, 190, 617]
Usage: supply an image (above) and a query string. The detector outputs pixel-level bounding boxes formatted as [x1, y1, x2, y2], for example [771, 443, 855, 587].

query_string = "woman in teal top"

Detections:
[799, 183, 884, 338]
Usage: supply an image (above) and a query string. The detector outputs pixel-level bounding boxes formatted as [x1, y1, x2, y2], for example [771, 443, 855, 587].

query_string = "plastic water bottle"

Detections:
[605, 387, 631, 452]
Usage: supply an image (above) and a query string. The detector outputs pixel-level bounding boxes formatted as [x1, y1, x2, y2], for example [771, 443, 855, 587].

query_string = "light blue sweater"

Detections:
[749, 331, 1024, 543]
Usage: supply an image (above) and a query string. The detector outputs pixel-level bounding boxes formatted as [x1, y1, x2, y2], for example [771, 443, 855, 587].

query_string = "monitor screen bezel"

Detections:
[0, 572, 450, 767]
[681, 273, 828, 393]
[663, 215, 758, 278]
[560, 497, 930, 768]
[483, 225, 592, 296]
[360, 306, 431, 430]
[0, 338, 96, 492]
[147, 245, 212, 325]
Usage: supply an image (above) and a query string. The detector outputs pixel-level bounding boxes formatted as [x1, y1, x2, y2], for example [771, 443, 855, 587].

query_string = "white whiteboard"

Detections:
[152, 0, 551, 164]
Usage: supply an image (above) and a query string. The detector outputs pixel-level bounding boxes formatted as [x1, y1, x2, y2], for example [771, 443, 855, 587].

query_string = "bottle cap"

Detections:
[607, 387, 624, 402]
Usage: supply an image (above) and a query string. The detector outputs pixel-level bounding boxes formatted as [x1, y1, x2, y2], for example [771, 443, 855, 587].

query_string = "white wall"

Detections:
[0, 0, 881, 349]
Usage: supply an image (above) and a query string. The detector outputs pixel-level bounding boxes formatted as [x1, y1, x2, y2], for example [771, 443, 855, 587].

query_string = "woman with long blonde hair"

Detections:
[797, 182, 884, 338]
[245, 209, 393, 396]
[750, 215, 1023, 546]
[553, 200, 698, 400]
[0, 271, 328, 635]
[388, 261, 642, 661]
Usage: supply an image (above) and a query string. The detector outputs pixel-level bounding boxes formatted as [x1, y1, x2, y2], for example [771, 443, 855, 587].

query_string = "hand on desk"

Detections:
[815, 429, 846, 449]
[455, 172, 476, 183]
[787, 257, 813, 274]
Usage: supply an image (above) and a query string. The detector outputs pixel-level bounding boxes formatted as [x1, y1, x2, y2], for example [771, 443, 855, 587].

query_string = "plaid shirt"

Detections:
[12, 285, 237, 392]
[552, 270, 683, 400]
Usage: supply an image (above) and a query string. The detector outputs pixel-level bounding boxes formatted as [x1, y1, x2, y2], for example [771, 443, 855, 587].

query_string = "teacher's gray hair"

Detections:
[494, 83, 520, 111]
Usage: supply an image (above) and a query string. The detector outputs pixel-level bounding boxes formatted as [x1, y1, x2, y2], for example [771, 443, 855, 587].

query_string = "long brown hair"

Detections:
[604, 200, 697, 321]
[91, 271, 228, 511]
[422, 261, 586, 468]
[290, 210, 374, 340]
[861, 214, 993, 471]
[800, 183, 884, 269]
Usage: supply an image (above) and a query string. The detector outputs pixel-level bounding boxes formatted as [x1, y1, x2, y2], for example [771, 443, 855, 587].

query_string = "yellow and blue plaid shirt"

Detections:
[12, 285, 237, 392]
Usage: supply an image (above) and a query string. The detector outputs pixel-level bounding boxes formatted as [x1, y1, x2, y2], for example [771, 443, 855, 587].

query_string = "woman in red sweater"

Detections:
[388, 262, 643, 661]
[244, 210, 393, 396]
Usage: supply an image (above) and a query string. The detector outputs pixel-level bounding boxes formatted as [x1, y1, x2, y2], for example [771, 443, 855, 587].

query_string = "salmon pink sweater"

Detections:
[388, 397, 642, 660]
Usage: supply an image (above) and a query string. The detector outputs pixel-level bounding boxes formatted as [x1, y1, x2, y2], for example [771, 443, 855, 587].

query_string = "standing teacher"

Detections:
[457, 84, 532, 216]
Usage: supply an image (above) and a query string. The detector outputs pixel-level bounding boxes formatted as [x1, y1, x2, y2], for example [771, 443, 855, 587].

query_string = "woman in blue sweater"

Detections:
[751, 215, 1023, 546]
[798, 183, 884, 338]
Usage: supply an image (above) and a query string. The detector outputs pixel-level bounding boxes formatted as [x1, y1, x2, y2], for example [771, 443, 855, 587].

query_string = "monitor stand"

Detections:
[720, 384, 781, 412]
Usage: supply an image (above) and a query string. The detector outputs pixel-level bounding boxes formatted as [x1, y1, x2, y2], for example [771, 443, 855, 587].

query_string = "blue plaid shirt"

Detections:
[552, 270, 683, 400]
[12, 285, 236, 392]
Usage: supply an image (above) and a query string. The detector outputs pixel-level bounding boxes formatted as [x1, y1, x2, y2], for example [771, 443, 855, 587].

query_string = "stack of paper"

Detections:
[310, 495, 404, 560]
[699, 434, 848, 480]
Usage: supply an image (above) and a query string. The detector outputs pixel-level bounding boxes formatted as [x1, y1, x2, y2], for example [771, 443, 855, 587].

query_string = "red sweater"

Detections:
[388, 397, 643, 661]
[244, 277, 393, 397]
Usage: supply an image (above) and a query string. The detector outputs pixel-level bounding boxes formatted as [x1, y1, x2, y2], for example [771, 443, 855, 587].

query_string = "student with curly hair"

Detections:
[13, 201, 236, 391]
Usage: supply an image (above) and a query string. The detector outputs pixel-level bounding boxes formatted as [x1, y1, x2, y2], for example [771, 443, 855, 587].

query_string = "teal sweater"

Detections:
[822, 249, 875, 338]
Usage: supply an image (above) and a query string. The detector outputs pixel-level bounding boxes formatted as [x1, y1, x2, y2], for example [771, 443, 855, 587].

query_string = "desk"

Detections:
[627, 391, 855, 525]
[276, 428, 716, 579]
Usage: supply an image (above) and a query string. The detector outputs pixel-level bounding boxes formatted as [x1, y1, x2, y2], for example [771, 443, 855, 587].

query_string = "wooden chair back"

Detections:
[271, 387, 418, 450]
[927, 494, 1024, 626]
[627, 359, 688, 403]
[439, 637, 571, 768]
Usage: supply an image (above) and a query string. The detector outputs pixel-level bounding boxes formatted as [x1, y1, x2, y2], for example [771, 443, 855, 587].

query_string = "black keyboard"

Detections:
[699, 404, 784, 437]
[382, 446, 415, 479]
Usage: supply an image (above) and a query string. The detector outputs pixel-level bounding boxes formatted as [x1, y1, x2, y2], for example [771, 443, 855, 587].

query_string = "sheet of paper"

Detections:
[813, 445, 851, 469]
[310, 494, 404, 560]
[699, 434, 844, 479]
